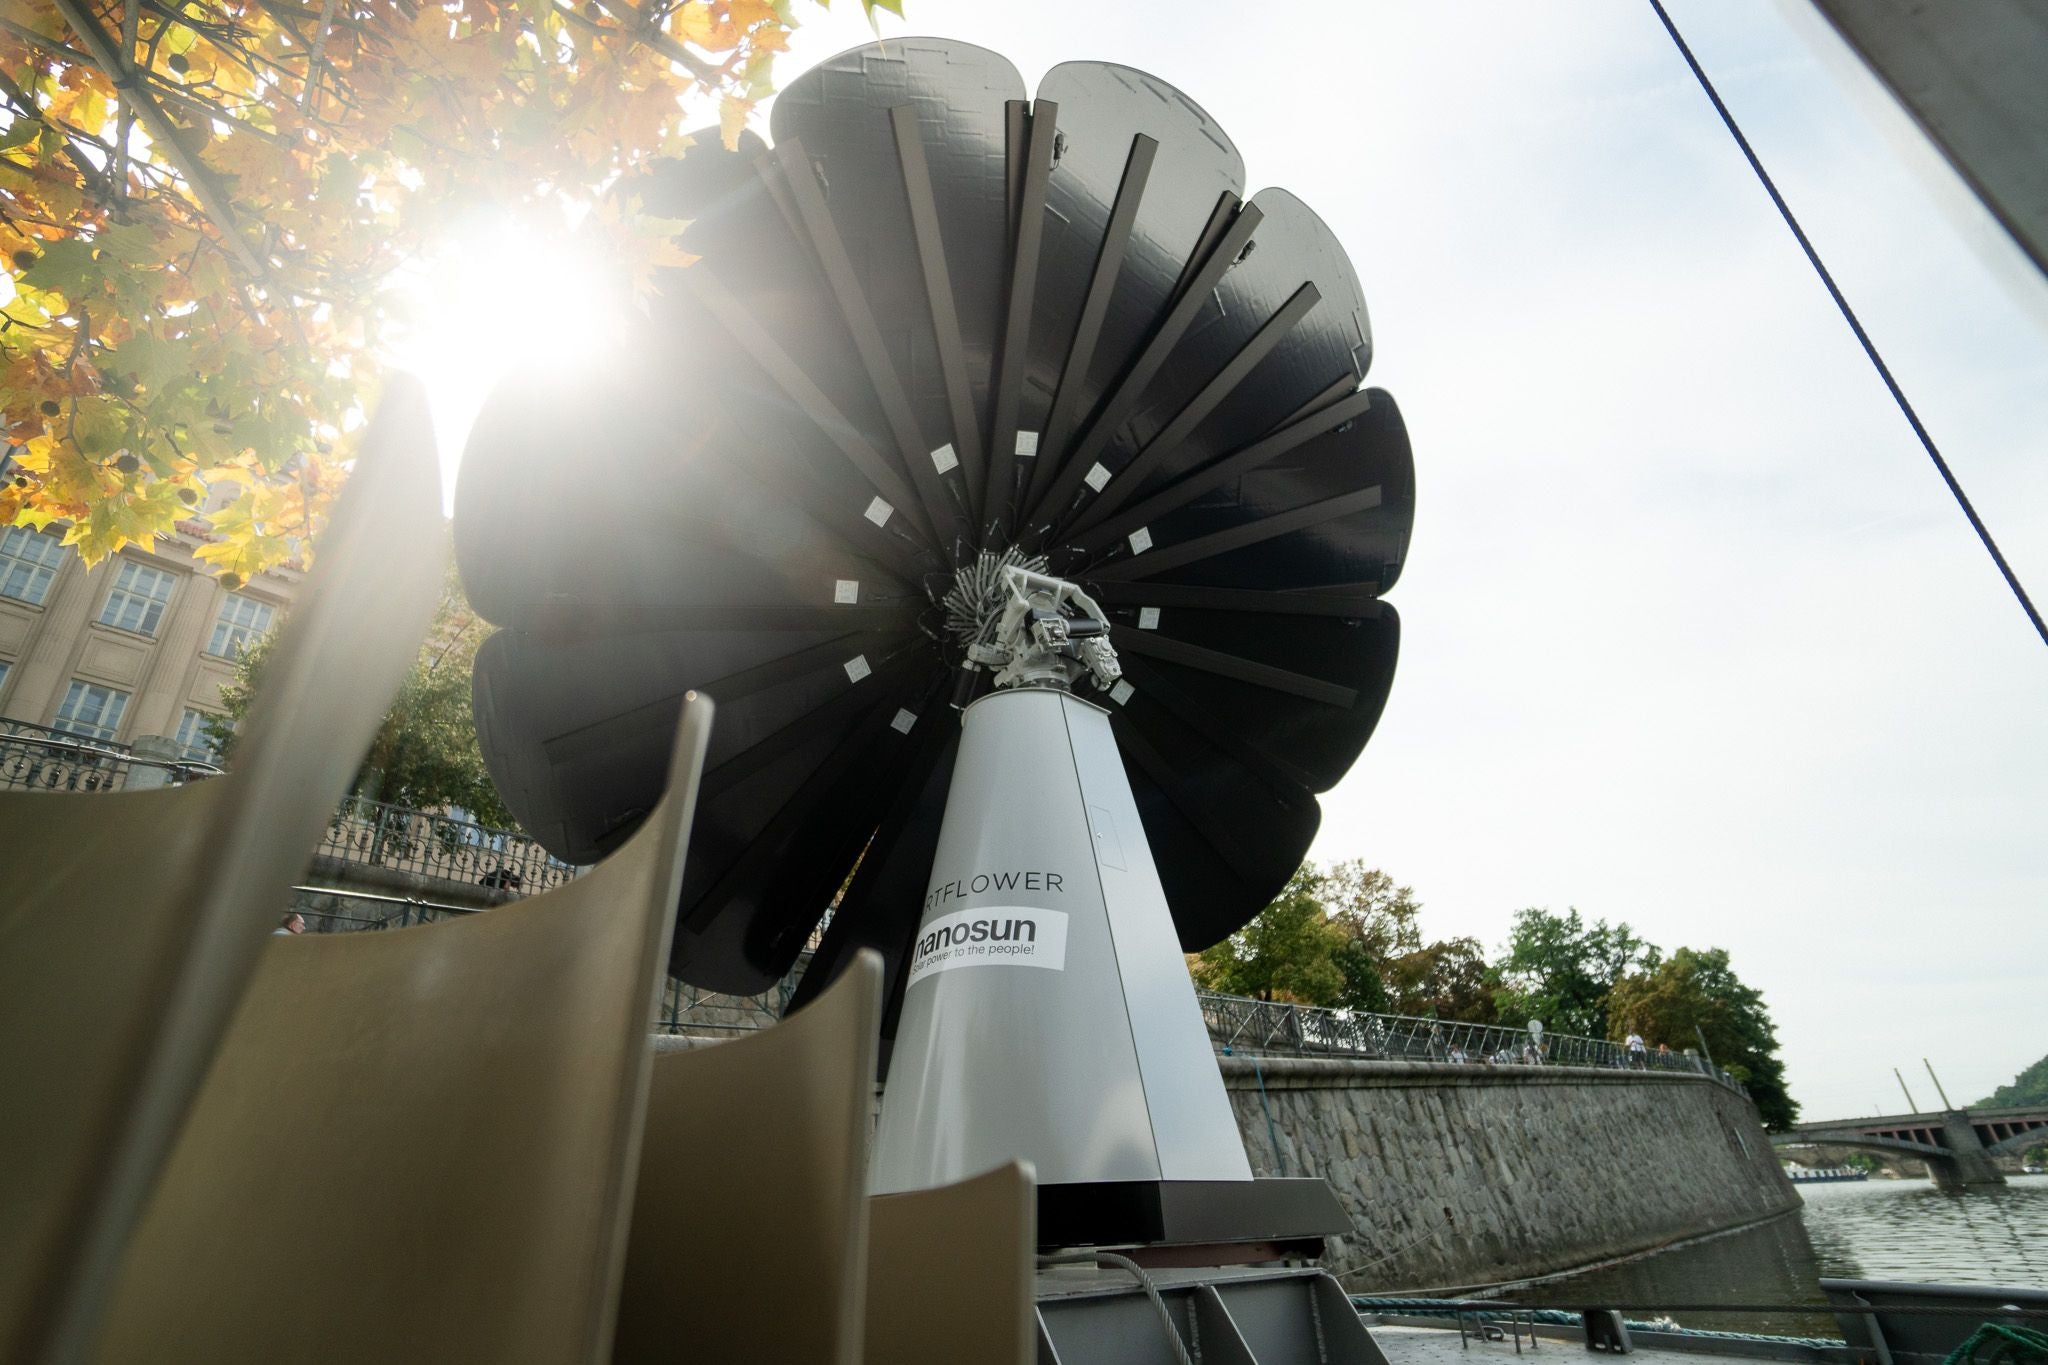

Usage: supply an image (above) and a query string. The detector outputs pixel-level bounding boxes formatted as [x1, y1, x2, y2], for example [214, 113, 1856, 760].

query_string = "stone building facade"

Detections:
[0, 521, 298, 759]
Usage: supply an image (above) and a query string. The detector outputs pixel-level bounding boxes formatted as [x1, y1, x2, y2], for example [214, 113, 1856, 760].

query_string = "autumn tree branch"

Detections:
[48, 0, 271, 281]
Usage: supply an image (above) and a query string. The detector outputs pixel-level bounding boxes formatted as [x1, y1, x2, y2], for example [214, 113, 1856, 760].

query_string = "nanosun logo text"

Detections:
[906, 904, 1070, 988]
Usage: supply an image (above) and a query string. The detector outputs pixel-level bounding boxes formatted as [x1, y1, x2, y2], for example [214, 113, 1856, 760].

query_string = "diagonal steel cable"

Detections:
[1647, 0, 2048, 650]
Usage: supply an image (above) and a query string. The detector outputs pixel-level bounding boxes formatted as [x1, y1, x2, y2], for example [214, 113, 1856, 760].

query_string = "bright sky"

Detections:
[423, 0, 2048, 1121]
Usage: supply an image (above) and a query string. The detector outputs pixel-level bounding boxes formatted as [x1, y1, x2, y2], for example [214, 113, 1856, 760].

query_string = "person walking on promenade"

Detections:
[274, 912, 306, 936]
[1625, 1028, 1648, 1069]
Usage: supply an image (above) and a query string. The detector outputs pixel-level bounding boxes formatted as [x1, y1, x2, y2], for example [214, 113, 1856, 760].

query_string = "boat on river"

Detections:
[1786, 1166, 1870, 1184]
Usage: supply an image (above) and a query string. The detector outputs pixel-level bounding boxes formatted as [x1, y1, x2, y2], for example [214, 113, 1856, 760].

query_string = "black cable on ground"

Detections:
[1646, 0, 2048, 651]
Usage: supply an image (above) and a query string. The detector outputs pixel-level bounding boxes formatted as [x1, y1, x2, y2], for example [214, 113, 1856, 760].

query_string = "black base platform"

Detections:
[1036, 1177, 1351, 1252]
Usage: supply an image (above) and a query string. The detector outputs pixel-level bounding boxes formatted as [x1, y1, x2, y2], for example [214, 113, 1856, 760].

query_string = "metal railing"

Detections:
[653, 971, 800, 1037]
[314, 795, 580, 894]
[0, 719, 220, 793]
[288, 887, 795, 1037]
[1, 719, 579, 896]
[282, 889, 1749, 1091]
[291, 887, 485, 935]
[1197, 992, 1748, 1093]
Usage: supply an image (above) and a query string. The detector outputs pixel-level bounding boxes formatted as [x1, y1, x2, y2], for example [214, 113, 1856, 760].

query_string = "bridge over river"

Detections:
[1773, 1104, 2048, 1188]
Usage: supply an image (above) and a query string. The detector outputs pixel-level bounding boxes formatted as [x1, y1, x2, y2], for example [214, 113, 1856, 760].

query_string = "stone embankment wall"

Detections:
[1219, 1055, 1798, 1292]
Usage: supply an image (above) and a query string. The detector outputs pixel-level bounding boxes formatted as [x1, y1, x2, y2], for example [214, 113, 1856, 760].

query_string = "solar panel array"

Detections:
[455, 39, 1416, 1018]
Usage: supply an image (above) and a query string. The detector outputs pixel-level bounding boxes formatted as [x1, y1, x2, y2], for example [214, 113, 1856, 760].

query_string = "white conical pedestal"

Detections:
[870, 686, 1253, 1196]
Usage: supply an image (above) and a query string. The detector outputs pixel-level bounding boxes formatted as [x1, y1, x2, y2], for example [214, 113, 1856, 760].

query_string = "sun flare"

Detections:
[389, 213, 631, 505]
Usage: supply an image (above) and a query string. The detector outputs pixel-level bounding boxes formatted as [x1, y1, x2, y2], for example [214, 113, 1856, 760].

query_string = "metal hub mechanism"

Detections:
[938, 546, 1044, 655]
[949, 560, 1122, 694]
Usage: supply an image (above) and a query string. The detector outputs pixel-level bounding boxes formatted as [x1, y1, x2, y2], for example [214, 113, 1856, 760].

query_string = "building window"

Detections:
[207, 591, 276, 659]
[175, 707, 225, 762]
[53, 679, 130, 742]
[97, 560, 177, 637]
[0, 660, 10, 697]
[0, 526, 68, 606]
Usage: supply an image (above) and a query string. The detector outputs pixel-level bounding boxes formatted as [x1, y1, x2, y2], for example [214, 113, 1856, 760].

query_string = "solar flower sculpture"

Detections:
[457, 38, 1413, 1237]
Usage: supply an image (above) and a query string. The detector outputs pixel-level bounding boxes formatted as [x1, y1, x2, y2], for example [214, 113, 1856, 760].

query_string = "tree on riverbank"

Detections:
[1488, 907, 1660, 1038]
[1196, 864, 1796, 1128]
[1190, 861, 1499, 1023]
[1188, 866, 1346, 1004]
[1384, 936, 1498, 1024]
[1979, 1052, 2048, 1108]
[1606, 947, 1799, 1130]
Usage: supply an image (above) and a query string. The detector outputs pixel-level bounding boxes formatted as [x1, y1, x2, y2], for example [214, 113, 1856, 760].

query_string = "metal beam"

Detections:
[1089, 485, 1383, 582]
[1068, 280, 1324, 535]
[1029, 133, 1158, 511]
[1028, 202, 1265, 529]
[1115, 653, 1318, 800]
[1092, 581, 1384, 620]
[890, 103, 987, 514]
[1109, 625, 1357, 709]
[529, 602, 919, 639]
[1069, 388, 1376, 557]
[768, 140, 959, 548]
[539, 630, 899, 767]
[984, 98, 1058, 537]
[678, 268, 931, 541]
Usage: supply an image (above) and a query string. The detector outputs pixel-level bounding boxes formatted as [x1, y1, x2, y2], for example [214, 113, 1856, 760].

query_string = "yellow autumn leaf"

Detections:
[718, 93, 750, 150]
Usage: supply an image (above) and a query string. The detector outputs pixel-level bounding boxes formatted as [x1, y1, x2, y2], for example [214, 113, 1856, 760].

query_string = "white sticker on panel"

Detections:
[843, 654, 871, 683]
[1128, 526, 1153, 554]
[1084, 462, 1111, 491]
[1109, 680, 1135, 706]
[1138, 607, 1161, 630]
[1015, 430, 1040, 458]
[930, 443, 959, 474]
[906, 906, 1070, 988]
[890, 708, 918, 734]
[834, 579, 860, 604]
[864, 497, 893, 527]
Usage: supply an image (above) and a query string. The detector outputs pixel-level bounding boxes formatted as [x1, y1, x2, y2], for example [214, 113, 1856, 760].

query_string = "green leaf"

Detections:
[18, 237, 98, 294]
[92, 222, 159, 268]
[112, 333, 184, 395]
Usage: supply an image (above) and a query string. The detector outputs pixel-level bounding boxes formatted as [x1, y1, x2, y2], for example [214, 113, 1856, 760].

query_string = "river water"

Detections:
[1519, 1174, 2048, 1339]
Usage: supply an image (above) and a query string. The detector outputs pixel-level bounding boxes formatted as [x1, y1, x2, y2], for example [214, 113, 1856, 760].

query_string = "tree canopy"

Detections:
[1, 0, 874, 572]
[1191, 860, 1497, 1023]
[1491, 906, 1659, 1039]
[1383, 937, 1497, 1025]
[1979, 1052, 2048, 1109]
[1607, 946, 1799, 1130]
[1189, 865, 1347, 1005]
[1192, 866, 1797, 1127]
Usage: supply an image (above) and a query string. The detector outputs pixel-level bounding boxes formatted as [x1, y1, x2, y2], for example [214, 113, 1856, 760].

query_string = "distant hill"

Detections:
[1980, 1053, 2048, 1107]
